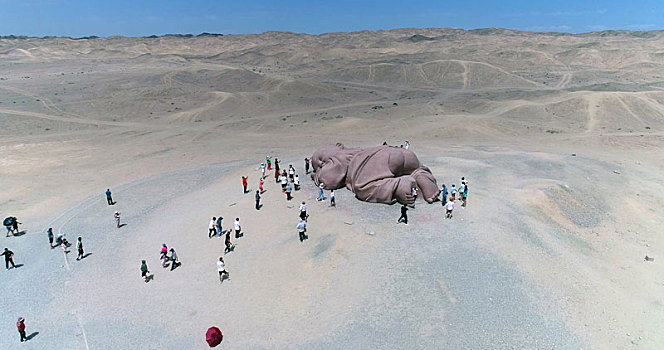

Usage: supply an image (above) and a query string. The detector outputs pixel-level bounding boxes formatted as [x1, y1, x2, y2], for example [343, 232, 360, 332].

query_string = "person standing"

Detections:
[2, 248, 16, 269]
[242, 176, 248, 194]
[288, 165, 295, 182]
[160, 244, 168, 267]
[441, 184, 448, 207]
[404, 140, 410, 150]
[274, 168, 280, 183]
[259, 179, 265, 193]
[304, 158, 310, 174]
[458, 181, 465, 200]
[47, 228, 54, 249]
[297, 219, 307, 242]
[274, 158, 280, 173]
[76, 237, 84, 261]
[255, 190, 261, 210]
[11, 218, 20, 235]
[445, 199, 455, 219]
[16, 317, 26, 343]
[412, 187, 418, 202]
[114, 211, 121, 228]
[209, 217, 217, 239]
[280, 172, 288, 191]
[293, 174, 300, 190]
[260, 163, 266, 179]
[397, 204, 408, 225]
[450, 184, 457, 201]
[105, 188, 114, 205]
[217, 257, 230, 283]
[317, 183, 325, 201]
[330, 190, 336, 207]
[141, 260, 150, 283]
[285, 182, 293, 201]
[216, 216, 223, 237]
[234, 218, 242, 238]
[266, 156, 272, 170]
[299, 201, 307, 222]
[170, 248, 179, 270]
[462, 184, 469, 207]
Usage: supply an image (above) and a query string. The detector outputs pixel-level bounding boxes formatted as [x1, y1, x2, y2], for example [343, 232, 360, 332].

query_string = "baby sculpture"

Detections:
[310, 143, 440, 205]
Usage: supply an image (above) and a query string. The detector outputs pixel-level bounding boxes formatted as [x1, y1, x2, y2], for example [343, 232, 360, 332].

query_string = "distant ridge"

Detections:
[0, 28, 662, 40]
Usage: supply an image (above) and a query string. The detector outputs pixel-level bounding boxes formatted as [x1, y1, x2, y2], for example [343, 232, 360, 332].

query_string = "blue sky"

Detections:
[0, 0, 662, 37]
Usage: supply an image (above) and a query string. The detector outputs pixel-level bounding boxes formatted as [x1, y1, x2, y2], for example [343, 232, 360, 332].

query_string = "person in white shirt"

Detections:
[234, 218, 242, 238]
[297, 219, 307, 242]
[450, 184, 457, 200]
[445, 199, 455, 219]
[209, 217, 217, 239]
[294, 174, 301, 190]
[280, 174, 288, 191]
[288, 165, 296, 182]
[299, 201, 307, 221]
[217, 257, 229, 283]
[260, 163, 266, 179]
[330, 190, 336, 207]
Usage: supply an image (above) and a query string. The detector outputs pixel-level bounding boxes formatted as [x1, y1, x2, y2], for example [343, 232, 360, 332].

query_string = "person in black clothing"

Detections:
[255, 190, 261, 210]
[2, 248, 16, 269]
[304, 158, 310, 174]
[397, 204, 408, 225]
[47, 228, 54, 248]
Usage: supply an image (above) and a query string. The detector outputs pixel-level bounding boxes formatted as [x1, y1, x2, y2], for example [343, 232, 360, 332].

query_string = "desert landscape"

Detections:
[1, 28, 663, 349]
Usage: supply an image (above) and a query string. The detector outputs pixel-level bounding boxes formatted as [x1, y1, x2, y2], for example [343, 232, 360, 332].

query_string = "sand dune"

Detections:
[1, 28, 663, 349]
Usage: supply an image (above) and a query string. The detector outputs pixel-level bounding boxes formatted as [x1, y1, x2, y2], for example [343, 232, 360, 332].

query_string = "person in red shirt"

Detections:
[241, 176, 248, 193]
[17, 317, 26, 342]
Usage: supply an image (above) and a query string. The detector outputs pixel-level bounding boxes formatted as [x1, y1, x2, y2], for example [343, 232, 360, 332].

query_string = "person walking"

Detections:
[285, 182, 293, 201]
[11, 217, 20, 235]
[259, 179, 265, 193]
[462, 184, 469, 207]
[170, 248, 179, 270]
[330, 190, 336, 207]
[274, 158, 280, 173]
[216, 216, 223, 237]
[304, 158, 310, 174]
[209, 217, 217, 238]
[299, 201, 307, 221]
[445, 199, 455, 218]
[2, 248, 16, 269]
[274, 168, 280, 183]
[397, 204, 408, 225]
[260, 163, 266, 179]
[450, 184, 457, 201]
[441, 184, 448, 207]
[16, 317, 26, 343]
[224, 230, 233, 254]
[141, 260, 150, 283]
[297, 219, 307, 242]
[234, 218, 242, 238]
[242, 176, 248, 194]
[47, 228, 54, 248]
[255, 190, 261, 210]
[458, 181, 465, 200]
[412, 187, 418, 202]
[288, 165, 295, 182]
[266, 156, 272, 170]
[217, 257, 230, 283]
[76, 237, 84, 261]
[293, 174, 300, 190]
[317, 183, 325, 201]
[114, 211, 121, 228]
[160, 244, 168, 267]
[105, 188, 114, 205]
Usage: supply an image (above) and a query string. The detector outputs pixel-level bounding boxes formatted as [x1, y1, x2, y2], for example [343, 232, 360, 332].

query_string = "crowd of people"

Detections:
[2, 144, 471, 344]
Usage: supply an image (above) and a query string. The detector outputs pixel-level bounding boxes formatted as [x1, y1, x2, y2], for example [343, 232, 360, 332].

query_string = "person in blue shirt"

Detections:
[441, 184, 448, 206]
[105, 188, 114, 205]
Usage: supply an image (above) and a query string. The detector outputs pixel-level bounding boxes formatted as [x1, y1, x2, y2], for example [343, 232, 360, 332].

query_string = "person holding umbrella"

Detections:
[206, 326, 223, 347]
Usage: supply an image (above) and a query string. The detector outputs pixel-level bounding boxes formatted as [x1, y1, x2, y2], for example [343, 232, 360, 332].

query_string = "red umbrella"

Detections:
[206, 327, 223, 347]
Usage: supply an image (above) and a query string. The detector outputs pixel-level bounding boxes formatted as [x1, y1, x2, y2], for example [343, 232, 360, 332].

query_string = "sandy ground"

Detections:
[1, 28, 664, 349]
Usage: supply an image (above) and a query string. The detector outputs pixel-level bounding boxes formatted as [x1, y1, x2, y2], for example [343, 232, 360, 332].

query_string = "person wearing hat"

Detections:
[141, 260, 150, 282]
[114, 211, 121, 228]
[16, 317, 26, 342]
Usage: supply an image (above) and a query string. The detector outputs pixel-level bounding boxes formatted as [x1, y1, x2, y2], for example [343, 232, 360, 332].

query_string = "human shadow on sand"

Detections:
[118, 223, 127, 228]
[81, 253, 93, 259]
[12, 230, 27, 237]
[14, 264, 24, 268]
[26, 332, 39, 341]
